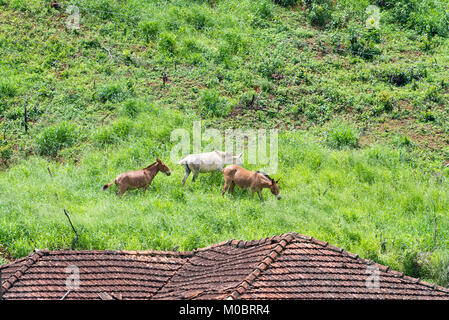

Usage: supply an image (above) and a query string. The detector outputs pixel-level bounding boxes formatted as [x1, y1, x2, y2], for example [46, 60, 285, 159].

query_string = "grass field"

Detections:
[1, 0, 449, 286]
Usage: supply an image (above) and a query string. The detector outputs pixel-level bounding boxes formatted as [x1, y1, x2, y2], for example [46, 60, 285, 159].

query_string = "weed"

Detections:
[35, 122, 78, 157]
[325, 122, 360, 150]
[199, 89, 231, 117]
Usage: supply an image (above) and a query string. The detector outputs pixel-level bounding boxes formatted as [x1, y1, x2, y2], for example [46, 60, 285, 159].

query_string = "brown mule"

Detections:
[221, 165, 281, 201]
[103, 158, 171, 196]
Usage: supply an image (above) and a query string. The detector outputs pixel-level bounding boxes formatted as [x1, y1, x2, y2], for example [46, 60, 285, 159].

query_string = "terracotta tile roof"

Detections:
[0, 250, 191, 300]
[1, 233, 448, 300]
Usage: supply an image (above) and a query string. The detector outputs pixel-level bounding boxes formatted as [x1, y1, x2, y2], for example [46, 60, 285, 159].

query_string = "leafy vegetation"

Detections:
[0, 0, 449, 286]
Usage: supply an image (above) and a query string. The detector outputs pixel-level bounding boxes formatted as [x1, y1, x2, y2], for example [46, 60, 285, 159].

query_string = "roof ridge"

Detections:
[151, 250, 198, 299]
[227, 232, 300, 249]
[301, 235, 449, 295]
[120, 250, 193, 258]
[227, 233, 296, 300]
[1, 250, 47, 295]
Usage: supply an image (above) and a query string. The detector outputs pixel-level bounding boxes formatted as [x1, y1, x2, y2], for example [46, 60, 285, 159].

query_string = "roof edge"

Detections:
[226, 232, 449, 295]
[1, 250, 47, 295]
[299, 233, 449, 295]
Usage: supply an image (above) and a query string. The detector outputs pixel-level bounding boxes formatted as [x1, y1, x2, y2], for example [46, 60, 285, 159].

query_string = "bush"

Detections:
[120, 99, 141, 118]
[383, 0, 449, 38]
[158, 32, 178, 56]
[306, 0, 335, 28]
[348, 28, 381, 60]
[0, 139, 12, 162]
[93, 126, 116, 146]
[251, 1, 274, 27]
[377, 64, 427, 86]
[0, 79, 17, 99]
[258, 57, 282, 80]
[421, 109, 436, 122]
[185, 7, 214, 30]
[272, 0, 298, 7]
[36, 122, 78, 157]
[376, 91, 394, 113]
[97, 82, 128, 103]
[139, 20, 160, 43]
[325, 122, 360, 150]
[199, 89, 231, 117]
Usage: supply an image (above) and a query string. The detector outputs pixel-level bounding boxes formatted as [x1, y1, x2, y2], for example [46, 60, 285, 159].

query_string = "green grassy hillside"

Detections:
[1, 0, 449, 286]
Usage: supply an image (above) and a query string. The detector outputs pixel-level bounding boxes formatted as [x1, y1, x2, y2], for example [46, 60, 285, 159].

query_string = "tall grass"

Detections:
[1, 123, 449, 285]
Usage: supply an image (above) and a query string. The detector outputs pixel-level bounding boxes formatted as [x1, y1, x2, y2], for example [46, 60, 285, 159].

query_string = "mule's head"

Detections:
[270, 178, 281, 200]
[156, 158, 171, 176]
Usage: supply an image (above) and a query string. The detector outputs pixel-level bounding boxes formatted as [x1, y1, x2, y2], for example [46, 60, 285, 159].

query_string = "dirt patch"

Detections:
[364, 117, 449, 152]
[0, 247, 13, 264]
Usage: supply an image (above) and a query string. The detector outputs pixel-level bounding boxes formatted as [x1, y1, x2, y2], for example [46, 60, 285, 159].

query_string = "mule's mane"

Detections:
[256, 171, 274, 182]
[143, 161, 158, 170]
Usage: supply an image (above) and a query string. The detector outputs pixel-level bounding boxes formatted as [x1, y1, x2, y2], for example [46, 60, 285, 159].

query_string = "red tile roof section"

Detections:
[1, 249, 191, 300]
[1, 233, 448, 300]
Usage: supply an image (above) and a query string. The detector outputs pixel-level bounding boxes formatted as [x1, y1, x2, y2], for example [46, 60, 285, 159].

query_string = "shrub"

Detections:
[186, 7, 213, 30]
[199, 89, 231, 117]
[377, 64, 427, 86]
[306, 0, 335, 28]
[0, 139, 12, 162]
[139, 20, 160, 43]
[257, 57, 282, 80]
[394, 134, 414, 148]
[158, 32, 178, 56]
[97, 82, 128, 103]
[272, 0, 298, 7]
[0, 79, 17, 99]
[421, 109, 436, 122]
[112, 118, 134, 138]
[376, 91, 394, 113]
[93, 126, 116, 146]
[182, 37, 203, 54]
[120, 99, 141, 118]
[36, 122, 78, 157]
[424, 86, 441, 103]
[325, 122, 360, 150]
[255, 1, 274, 20]
[222, 30, 245, 56]
[383, 0, 449, 38]
[348, 28, 381, 60]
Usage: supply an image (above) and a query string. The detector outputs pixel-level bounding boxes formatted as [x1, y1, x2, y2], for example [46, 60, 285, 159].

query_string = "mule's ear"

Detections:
[156, 157, 161, 162]
[275, 178, 280, 184]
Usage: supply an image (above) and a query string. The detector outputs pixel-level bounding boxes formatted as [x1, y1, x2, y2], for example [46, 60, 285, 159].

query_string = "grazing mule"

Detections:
[102, 158, 171, 196]
[221, 165, 281, 201]
[178, 150, 243, 186]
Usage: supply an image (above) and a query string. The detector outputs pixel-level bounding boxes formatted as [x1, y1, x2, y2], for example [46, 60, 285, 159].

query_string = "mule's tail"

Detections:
[103, 180, 115, 190]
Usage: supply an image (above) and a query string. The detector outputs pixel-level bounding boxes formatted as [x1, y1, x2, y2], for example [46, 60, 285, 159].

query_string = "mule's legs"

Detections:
[182, 164, 191, 186]
[118, 185, 127, 197]
[191, 171, 199, 183]
[257, 190, 264, 201]
[222, 178, 232, 197]
[228, 181, 235, 194]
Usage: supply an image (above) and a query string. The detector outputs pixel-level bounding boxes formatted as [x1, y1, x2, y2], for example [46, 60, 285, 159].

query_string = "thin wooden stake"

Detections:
[24, 102, 28, 133]
[64, 209, 79, 250]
